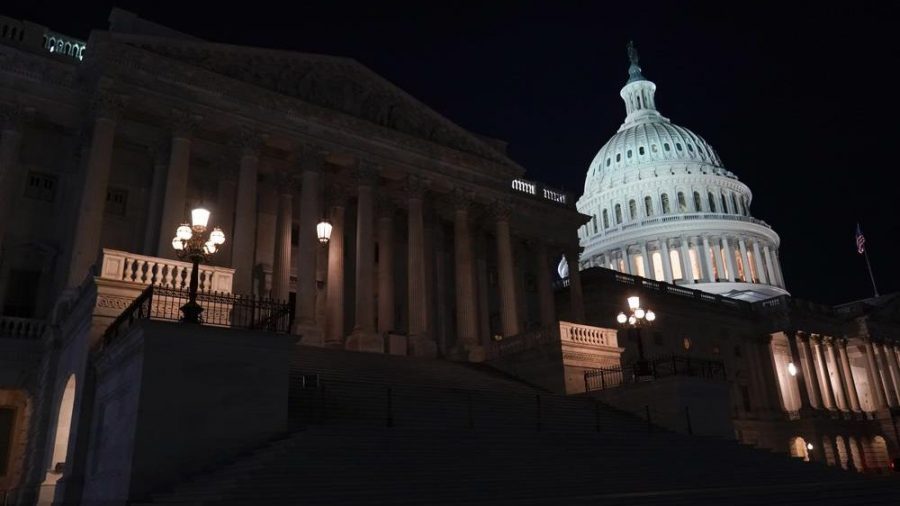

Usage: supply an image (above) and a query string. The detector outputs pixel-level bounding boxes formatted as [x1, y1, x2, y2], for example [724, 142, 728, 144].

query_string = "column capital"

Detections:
[354, 161, 380, 186]
[489, 198, 512, 222]
[451, 187, 476, 212]
[169, 108, 202, 138]
[405, 174, 428, 199]
[91, 90, 127, 122]
[232, 127, 268, 157]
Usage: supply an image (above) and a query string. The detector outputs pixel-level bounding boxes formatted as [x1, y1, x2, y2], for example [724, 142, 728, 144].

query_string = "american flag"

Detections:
[855, 223, 866, 255]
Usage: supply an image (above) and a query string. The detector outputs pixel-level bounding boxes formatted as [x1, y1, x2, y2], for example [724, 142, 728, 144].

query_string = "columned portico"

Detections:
[679, 238, 692, 283]
[660, 240, 673, 283]
[873, 342, 898, 407]
[493, 200, 519, 337]
[156, 109, 198, 260]
[824, 338, 849, 411]
[797, 333, 823, 409]
[407, 176, 435, 356]
[752, 241, 767, 284]
[452, 190, 481, 360]
[863, 341, 888, 410]
[786, 331, 814, 411]
[271, 173, 293, 302]
[811, 335, 837, 411]
[376, 196, 395, 335]
[230, 131, 262, 295]
[292, 149, 324, 344]
[837, 339, 862, 412]
[347, 163, 381, 352]
[325, 188, 347, 347]
[722, 237, 736, 282]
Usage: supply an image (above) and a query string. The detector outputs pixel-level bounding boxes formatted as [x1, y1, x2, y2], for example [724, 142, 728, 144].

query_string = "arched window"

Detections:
[661, 194, 671, 214]
[627, 149, 632, 158]
[644, 196, 654, 217]
[616, 153, 621, 162]
[741, 196, 749, 216]
[48, 375, 77, 479]
[664, 143, 671, 151]
[592, 215, 598, 234]
[676, 143, 683, 151]
[651, 144, 658, 153]
[687, 144, 694, 152]
[606, 158, 610, 167]
[677, 192, 687, 212]
[628, 199, 637, 220]
[670, 249, 683, 280]
[721, 194, 729, 214]
[614, 204, 622, 224]
[708, 192, 717, 212]
[639, 146, 645, 155]
[731, 194, 740, 215]
[693, 191, 702, 212]
[602, 209, 609, 229]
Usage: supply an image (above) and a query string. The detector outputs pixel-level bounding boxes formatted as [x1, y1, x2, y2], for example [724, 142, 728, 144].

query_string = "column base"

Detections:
[293, 322, 324, 347]
[385, 333, 407, 356]
[408, 335, 437, 358]
[345, 331, 384, 353]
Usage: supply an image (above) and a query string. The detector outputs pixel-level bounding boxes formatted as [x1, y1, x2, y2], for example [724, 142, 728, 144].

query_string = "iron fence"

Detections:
[584, 354, 726, 392]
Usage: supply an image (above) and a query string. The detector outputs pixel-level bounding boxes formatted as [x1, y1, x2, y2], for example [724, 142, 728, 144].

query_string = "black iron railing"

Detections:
[100, 286, 292, 349]
[584, 354, 726, 392]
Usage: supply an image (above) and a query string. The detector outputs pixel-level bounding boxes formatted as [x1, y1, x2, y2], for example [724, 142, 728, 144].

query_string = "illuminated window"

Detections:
[644, 196, 653, 217]
[24, 172, 58, 202]
[708, 192, 717, 212]
[602, 210, 609, 229]
[661, 194, 670, 214]
[614, 204, 622, 224]
[689, 247, 701, 280]
[628, 200, 637, 220]
[651, 252, 664, 281]
[634, 254, 646, 277]
[683, 337, 692, 350]
[677, 192, 687, 212]
[670, 249, 683, 280]
[721, 194, 729, 214]
[693, 191, 702, 211]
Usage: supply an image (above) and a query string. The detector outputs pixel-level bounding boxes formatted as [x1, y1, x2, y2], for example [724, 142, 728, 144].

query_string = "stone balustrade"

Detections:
[511, 178, 569, 205]
[99, 249, 235, 294]
[559, 321, 617, 347]
[0, 316, 47, 339]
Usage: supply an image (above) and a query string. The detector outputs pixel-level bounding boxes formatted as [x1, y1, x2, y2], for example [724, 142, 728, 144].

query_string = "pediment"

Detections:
[115, 36, 516, 169]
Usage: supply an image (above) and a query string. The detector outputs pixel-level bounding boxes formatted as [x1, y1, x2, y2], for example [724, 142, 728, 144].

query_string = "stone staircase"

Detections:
[136, 346, 900, 505]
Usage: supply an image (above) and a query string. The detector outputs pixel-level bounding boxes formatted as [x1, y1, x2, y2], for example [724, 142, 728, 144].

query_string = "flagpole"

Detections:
[863, 249, 879, 298]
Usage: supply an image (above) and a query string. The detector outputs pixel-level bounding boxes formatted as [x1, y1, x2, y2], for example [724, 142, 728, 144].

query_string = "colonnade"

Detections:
[584, 235, 784, 288]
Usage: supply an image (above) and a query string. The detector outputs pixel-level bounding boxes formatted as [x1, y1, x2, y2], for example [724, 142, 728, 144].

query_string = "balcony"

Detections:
[99, 248, 234, 293]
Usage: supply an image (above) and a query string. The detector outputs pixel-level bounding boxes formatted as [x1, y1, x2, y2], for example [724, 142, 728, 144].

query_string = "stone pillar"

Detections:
[760, 336, 788, 412]
[156, 109, 199, 259]
[811, 336, 837, 410]
[230, 131, 262, 295]
[376, 195, 395, 335]
[347, 163, 381, 352]
[772, 251, 786, 288]
[323, 188, 347, 347]
[711, 237, 726, 281]
[738, 239, 752, 282]
[837, 339, 862, 412]
[622, 247, 632, 275]
[797, 334, 823, 409]
[864, 341, 888, 410]
[493, 200, 519, 337]
[140, 143, 168, 255]
[475, 233, 491, 345]
[722, 237, 736, 282]
[452, 190, 481, 360]
[214, 164, 237, 266]
[535, 241, 556, 327]
[660, 240, 673, 283]
[0, 103, 26, 257]
[786, 331, 814, 411]
[679, 239, 693, 283]
[752, 241, 768, 284]
[407, 176, 435, 356]
[640, 243, 652, 279]
[565, 248, 586, 323]
[763, 245, 777, 287]
[882, 342, 900, 405]
[271, 173, 293, 302]
[825, 338, 849, 411]
[68, 93, 122, 287]
[874, 343, 899, 407]
[292, 148, 324, 344]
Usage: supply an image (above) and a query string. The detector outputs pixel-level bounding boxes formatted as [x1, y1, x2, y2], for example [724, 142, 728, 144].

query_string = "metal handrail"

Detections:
[584, 354, 727, 392]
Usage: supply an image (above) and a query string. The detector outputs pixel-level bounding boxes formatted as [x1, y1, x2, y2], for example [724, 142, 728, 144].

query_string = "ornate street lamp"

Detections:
[171, 207, 226, 324]
[316, 219, 333, 244]
[616, 295, 656, 379]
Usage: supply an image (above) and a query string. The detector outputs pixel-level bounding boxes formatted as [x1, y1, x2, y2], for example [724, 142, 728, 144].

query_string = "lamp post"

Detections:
[171, 207, 226, 324]
[616, 295, 656, 379]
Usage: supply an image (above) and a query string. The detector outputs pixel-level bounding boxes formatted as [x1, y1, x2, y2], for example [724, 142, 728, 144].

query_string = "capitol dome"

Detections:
[576, 44, 788, 302]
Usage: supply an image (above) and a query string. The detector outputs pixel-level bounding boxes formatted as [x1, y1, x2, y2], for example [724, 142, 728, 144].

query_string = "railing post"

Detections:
[386, 386, 394, 428]
[685, 406, 693, 435]
[535, 394, 542, 432]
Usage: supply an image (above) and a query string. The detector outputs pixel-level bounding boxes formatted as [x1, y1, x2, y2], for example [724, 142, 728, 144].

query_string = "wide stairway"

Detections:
[141, 346, 900, 505]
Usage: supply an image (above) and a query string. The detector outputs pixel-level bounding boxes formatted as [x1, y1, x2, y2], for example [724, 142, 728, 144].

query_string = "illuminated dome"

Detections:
[575, 43, 788, 302]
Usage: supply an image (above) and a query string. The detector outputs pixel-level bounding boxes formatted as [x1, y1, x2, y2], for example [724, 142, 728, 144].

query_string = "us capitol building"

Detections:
[1, 9, 899, 506]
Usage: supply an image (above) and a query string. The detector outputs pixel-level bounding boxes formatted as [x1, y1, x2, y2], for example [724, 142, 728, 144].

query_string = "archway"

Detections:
[46, 375, 76, 481]
[0, 389, 31, 492]
[869, 436, 890, 472]
[822, 435, 836, 466]
[848, 436, 866, 472]
[789, 436, 810, 462]
[834, 435, 849, 470]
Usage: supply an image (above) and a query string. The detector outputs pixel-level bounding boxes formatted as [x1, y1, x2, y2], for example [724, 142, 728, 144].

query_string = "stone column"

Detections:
[797, 334, 823, 409]
[679, 239, 693, 283]
[697, 237, 712, 282]
[292, 148, 324, 344]
[407, 176, 435, 356]
[0, 103, 26, 257]
[752, 241, 768, 284]
[565, 248, 586, 323]
[786, 331, 814, 412]
[874, 343, 899, 407]
[772, 251, 786, 288]
[825, 338, 849, 411]
[535, 241, 556, 327]
[452, 190, 481, 360]
[271, 172, 294, 302]
[230, 130, 263, 295]
[722, 237, 736, 282]
[711, 237, 726, 281]
[660, 240, 673, 283]
[738, 239, 752, 282]
[347, 163, 381, 352]
[622, 247, 632, 275]
[493, 200, 519, 337]
[68, 93, 122, 287]
[214, 162, 237, 266]
[837, 339, 862, 412]
[156, 109, 199, 259]
[760, 336, 788, 411]
[376, 195, 395, 335]
[812, 336, 837, 410]
[863, 341, 888, 410]
[882, 342, 900, 405]
[324, 187, 347, 347]
[763, 245, 777, 287]
[640, 243, 652, 279]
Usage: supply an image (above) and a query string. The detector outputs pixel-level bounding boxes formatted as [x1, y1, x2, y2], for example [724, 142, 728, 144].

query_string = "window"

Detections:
[592, 216, 598, 234]
[683, 337, 692, 350]
[687, 144, 694, 152]
[628, 199, 637, 220]
[732, 194, 740, 216]
[627, 149, 632, 159]
[644, 196, 653, 217]
[664, 143, 671, 151]
[639, 146, 645, 155]
[676, 143, 683, 151]
[661, 194, 670, 214]
[606, 158, 610, 167]
[670, 249, 683, 280]
[24, 172, 57, 202]
[616, 153, 621, 162]
[651, 144, 658, 153]
[708, 192, 717, 212]
[721, 194, 728, 214]
[602, 209, 609, 229]
[677, 192, 687, 212]
[614, 204, 622, 224]
[693, 191, 702, 212]
[105, 188, 128, 216]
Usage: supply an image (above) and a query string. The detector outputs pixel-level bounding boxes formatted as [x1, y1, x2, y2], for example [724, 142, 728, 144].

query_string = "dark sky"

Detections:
[6, 1, 897, 304]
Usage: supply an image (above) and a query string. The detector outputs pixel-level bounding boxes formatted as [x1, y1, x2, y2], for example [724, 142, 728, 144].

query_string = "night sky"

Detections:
[6, 1, 897, 304]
